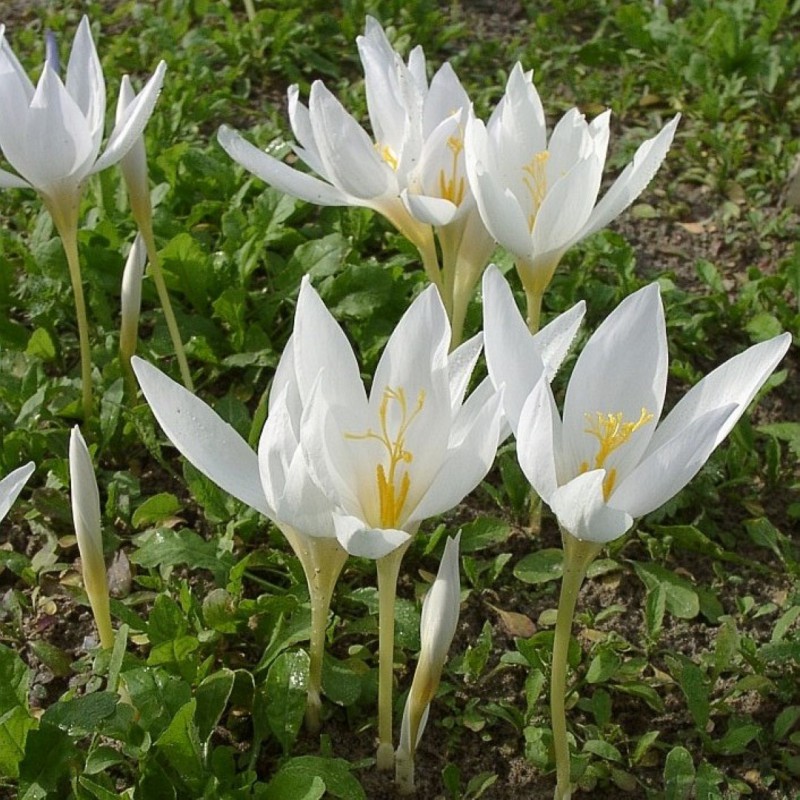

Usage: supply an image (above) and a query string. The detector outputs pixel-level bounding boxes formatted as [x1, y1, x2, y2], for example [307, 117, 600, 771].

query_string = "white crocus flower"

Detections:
[0, 17, 166, 228]
[69, 427, 114, 650]
[218, 17, 493, 347]
[466, 63, 679, 332]
[0, 17, 166, 419]
[0, 461, 34, 523]
[132, 335, 348, 733]
[292, 275, 502, 768]
[119, 233, 147, 371]
[484, 268, 791, 800]
[395, 533, 461, 795]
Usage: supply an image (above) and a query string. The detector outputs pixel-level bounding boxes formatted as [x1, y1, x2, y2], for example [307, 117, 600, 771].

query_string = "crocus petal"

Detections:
[408, 386, 502, 524]
[309, 81, 394, 200]
[535, 299, 586, 382]
[119, 233, 147, 359]
[448, 332, 483, 411]
[646, 332, 792, 455]
[293, 276, 367, 410]
[69, 426, 103, 563]
[65, 16, 105, 159]
[93, 60, 165, 173]
[610, 404, 737, 518]
[465, 114, 534, 260]
[0, 168, 30, 188]
[333, 512, 411, 559]
[550, 470, 633, 544]
[482, 264, 547, 432]
[402, 189, 458, 226]
[0, 462, 34, 522]
[115, 75, 149, 214]
[562, 283, 666, 482]
[0, 26, 35, 102]
[132, 357, 270, 516]
[424, 62, 470, 136]
[419, 532, 461, 671]
[496, 63, 547, 159]
[516, 376, 561, 501]
[218, 124, 349, 206]
[578, 114, 680, 241]
[24, 65, 94, 189]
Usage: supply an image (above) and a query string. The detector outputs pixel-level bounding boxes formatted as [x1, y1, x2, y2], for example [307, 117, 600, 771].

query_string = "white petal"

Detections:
[534, 299, 586, 381]
[447, 332, 483, 412]
[65, 16, 105, 159]
[286, 84, 327, 177]
[545, 108, 591, 180]
[333, 512, 411, 559]
[132, 357, 270, 516]
[419, 533, 461, 670]
[610, 404, 737, 518]
[516, 376, 561, 500]
[0, 168, 30, 188]
[217, 124, 349, 206]
[0, 461, 34, 522]
[579, 114, 680, 240]
[402, 189, 458, 226]
[93, 60, 166, 173]
[407, 388, 502, 524]
[309, 81, 394, 200]
[115, 75, 149, 209]
[120, 233, 147, 357]
[293, 276, 367, 410]
[562, 283, 666, 482]
[550, 470, 633, 544]
[0, 27, 35, 102]
[69, 426, 103, 563]
[498, 64, 547, 158]
[482, 264, 546, 432]
[465, 115, 533, 261]
[424, 62, 470, 136]
[647, 332, 791, 454]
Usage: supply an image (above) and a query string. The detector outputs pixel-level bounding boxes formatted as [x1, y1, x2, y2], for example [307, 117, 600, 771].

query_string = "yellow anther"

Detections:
[437, 135, 466, 206]
[377, 143, 399, 171]
[346, 386, 425, 528]
[522, 150, 550, 231]
[580, 408, 654, 500]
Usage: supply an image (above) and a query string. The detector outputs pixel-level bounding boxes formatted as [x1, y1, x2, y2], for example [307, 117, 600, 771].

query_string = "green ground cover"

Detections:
[0, 1, 798, 797]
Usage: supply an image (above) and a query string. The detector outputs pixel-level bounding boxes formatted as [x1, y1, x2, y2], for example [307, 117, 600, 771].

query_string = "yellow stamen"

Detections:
[346, 387, 425, 528]
[522, 150, 550, 231]
[376, 143, 399, 172]
[437, 135, 466, 206]
[580, 408, 654, 500]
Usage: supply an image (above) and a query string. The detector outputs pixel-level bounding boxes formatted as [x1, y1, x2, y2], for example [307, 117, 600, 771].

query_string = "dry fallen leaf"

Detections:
[487, 603, 536, 638]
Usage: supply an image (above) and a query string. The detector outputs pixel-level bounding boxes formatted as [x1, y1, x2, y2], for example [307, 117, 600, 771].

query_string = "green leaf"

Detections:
[458, 517, 511, 553]
[131, 528, 233, 582]
[131, 493, 183, 528]
[154, 699, 203, 789]
[0, 706, 35, 778]
[667, 656, 709, 730]
[632, 562, 699, 619]
[264, 771, 325, 800]
[269, 756, 365, 800]
[0, 644, 31, 714]
[18, 723, 78, 798]
[25, 328, 56, 361]
[195, 668, 235, 744]
[664, 746, 695, 800]
[322, 656, 363, 707]
[513, 548, 563, 584]
[42, 692, 118, 736]
[712, 722, 761, 755]
[585, 649, 621, 684]
[260, 650, 309, 752]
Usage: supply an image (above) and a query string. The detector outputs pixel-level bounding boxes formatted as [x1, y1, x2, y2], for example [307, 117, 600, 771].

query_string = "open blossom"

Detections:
[218, 17, 494, 345]
[465, 64, 679, 313]
[294, 276, 504, 559]
[484, 268, 792, 543]
[0, 16, 166, 226]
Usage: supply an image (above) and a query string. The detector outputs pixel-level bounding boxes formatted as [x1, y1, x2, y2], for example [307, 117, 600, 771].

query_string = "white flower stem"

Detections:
[88, 580, 115, 651]
[376, 541, 411, 770]
[279, 527, 348, 733]
[139, 222, 194, 392]
[49, 204, 92, 420]
[303, 538, 348, 733]
[551, 533, 602, 800]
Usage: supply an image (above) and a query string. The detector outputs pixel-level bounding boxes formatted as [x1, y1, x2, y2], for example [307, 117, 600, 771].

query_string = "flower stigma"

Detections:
[579, 408, 653, 499]
[346, 386, 426, 528]
[522, 150, 550, 231]
[438, 135, 466, 206]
